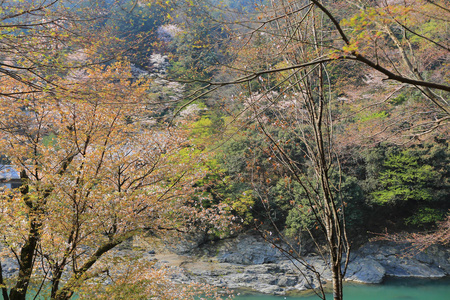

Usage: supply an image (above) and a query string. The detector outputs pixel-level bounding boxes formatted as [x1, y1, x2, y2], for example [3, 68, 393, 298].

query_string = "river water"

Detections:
[233, 277, 450, 300]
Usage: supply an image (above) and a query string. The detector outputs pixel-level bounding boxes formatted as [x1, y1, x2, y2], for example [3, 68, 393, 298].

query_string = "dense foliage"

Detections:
[0, 0, 448, 299]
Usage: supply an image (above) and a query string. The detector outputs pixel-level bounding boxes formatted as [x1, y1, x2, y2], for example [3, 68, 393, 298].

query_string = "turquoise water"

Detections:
[7, 277, 450, 299]
[234, 277, 450, 300]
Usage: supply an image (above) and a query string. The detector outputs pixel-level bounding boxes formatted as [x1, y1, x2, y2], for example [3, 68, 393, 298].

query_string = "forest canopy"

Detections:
[0, 0, 448, 299]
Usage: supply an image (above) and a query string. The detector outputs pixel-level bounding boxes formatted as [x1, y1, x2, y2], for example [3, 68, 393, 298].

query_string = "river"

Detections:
[233, 277, 450, 300]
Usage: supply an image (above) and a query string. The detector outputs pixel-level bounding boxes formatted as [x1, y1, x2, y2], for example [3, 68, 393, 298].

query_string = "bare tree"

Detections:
[179, 1, 353, 299]
[176, 1, 448, 299]
[245, 4, 350, 298]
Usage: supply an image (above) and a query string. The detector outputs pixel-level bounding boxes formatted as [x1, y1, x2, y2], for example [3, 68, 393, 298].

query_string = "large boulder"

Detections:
[414, 245, 450, 275]
[354, 241, 448, 278]
[216, 234, 283, 265]
[381, 256, 446, 278]
[345, 257, 386, 283]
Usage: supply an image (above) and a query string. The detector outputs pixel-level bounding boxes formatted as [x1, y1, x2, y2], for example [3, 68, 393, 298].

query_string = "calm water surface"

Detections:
[233, 277, 450, 300]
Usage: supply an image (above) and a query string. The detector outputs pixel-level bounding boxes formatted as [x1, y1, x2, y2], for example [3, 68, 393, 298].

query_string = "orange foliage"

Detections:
[0, 60, 230, 299]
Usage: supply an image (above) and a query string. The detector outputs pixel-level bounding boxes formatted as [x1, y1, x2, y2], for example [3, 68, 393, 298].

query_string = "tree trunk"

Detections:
[9, 219, 40, 300]
[331, 257, 343, 300]
[9, 173, 41, 300]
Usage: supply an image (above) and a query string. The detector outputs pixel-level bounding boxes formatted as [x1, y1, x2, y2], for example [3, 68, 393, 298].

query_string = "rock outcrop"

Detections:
[353, 242, 448, 279]
[165, 234, 449, 295]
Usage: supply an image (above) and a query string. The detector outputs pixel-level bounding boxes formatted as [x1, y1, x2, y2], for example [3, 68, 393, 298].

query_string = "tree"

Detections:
[0, 0, 118, 97]
[0, 60, 229, 300]
[176, 0, 448, 299]
[193, 0, 449, 127]
[247, 63, 350, 300]
[372, 150, 437, 205]
[336, 0, 449, 114]
[359, 141, 449, 228]
[0, 1, 236, 299]
[109, 0, 174, 68]
[201, 1, 352, 299]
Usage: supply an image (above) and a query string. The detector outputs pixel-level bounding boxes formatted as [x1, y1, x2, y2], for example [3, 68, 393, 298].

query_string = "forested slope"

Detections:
[0, 0, 448, 299]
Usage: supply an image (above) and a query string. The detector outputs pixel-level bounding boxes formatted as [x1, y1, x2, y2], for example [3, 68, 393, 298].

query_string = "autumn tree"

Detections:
[0, 1, 235, 299]
[337, 0, 449, 113]
[0, 0, 115, 96]
[0, 58, 230, 300]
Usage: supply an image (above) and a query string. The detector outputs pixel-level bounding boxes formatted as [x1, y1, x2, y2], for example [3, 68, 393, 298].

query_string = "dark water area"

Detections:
[234, 277, 450, 300]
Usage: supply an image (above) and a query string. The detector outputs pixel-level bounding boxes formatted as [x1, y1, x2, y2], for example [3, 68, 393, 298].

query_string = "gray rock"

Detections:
[352, 241, 449, 279]
[141, 235, 450, 295]
[307, 257, 332, 281]
[414, 245, 450, 275]
[256, 273, 278, 285]
[277, 275, 299, 287]
[345, 257, 385, 283]
[216, 235, 282, 265]
[169, 232, 208, 255]
[381, 257, 446, 278]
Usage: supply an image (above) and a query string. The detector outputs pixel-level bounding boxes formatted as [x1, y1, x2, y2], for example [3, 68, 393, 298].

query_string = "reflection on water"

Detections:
[234, 277, 450, 300]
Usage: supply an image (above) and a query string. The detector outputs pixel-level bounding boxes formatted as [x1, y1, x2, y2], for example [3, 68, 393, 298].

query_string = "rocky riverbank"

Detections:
[1, 233, 448, 296]
[159, 234, 449, 295]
